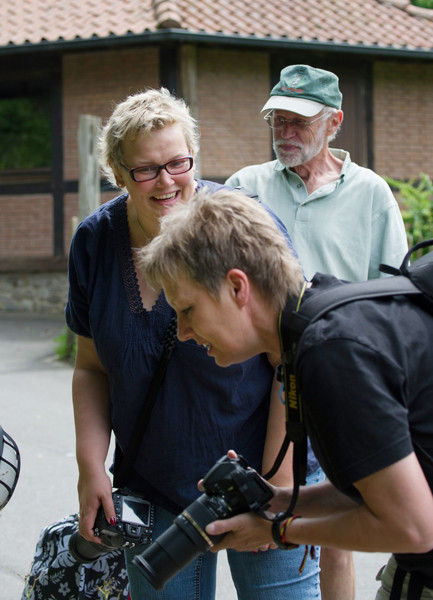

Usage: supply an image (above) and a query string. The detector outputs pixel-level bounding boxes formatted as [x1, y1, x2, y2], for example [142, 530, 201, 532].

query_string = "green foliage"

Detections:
[410, 0, 433, 8]
[54, 327, 77, 364]
[96, 578, 123, 599]
[384, 173, 433, 256]
[23, 573, 39, 599]
[0, 96, 51, 169]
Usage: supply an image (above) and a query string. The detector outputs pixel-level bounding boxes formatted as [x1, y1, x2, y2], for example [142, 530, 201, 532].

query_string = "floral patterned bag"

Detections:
[22, 514, 130, 600]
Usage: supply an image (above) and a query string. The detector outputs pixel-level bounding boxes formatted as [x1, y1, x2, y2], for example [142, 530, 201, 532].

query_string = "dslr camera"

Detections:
[69, 489, 154, 563]
[133, 454, 273, 590]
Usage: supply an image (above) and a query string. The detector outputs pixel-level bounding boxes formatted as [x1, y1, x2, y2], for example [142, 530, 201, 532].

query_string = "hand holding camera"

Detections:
[133, 454, 274, 590]
[69, 490, 154, 563]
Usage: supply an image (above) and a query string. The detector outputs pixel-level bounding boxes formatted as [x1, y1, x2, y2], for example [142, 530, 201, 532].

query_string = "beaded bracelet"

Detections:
[271, 514, 300, 550]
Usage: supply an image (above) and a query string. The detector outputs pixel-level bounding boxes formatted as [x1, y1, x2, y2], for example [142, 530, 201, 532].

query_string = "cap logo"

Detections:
[281, 74, 304, 94]
[281, 85, 304, 94]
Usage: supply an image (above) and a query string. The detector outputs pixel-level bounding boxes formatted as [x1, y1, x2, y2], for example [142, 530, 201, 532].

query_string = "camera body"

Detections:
[133, 454, 273, 590]
[94, 489, 154, 548]
[200, 453, 273, 517]
[69, 489, 154, 563]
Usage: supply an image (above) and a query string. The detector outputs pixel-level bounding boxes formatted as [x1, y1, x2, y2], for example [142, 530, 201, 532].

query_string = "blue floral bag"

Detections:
[22, 514, 130, 600]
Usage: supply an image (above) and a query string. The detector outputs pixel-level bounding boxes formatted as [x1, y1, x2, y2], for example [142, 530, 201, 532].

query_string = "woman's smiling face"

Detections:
[118, 123, 197, 228]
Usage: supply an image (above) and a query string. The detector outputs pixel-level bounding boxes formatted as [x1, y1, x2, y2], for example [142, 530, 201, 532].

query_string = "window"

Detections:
[0, 95, 51, 170]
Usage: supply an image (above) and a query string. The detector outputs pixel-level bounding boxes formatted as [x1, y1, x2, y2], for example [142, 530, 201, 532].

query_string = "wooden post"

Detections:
[64, 115, 102, 362]
[77, 114, 102, 221]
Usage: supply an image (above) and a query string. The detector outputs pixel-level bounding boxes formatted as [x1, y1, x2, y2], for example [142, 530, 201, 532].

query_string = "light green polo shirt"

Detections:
[226, 149, 408, 281]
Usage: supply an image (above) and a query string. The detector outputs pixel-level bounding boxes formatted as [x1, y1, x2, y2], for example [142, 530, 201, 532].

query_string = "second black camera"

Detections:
[133, 454, 273, 590]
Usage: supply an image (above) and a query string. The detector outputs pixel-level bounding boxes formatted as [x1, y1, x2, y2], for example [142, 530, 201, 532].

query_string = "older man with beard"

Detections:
[226, 64, 407, 283]
[226, 64, 408, 600]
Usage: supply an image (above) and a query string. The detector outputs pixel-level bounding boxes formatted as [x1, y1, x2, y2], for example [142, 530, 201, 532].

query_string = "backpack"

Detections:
[286, 238, 433, 333]
[265, 239, 433, 513]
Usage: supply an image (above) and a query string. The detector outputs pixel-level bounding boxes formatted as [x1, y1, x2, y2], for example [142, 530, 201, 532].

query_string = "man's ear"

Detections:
[328, 110, 343, 135]
[226, 269, 250, 307]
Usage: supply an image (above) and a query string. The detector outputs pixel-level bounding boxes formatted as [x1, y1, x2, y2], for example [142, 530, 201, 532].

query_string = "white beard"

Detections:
[273, 121, 328, 168]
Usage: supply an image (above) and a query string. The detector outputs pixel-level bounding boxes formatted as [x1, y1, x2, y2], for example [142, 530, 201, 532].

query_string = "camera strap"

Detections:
[262, 284, 308, 521]
[113, 316, 178, 489]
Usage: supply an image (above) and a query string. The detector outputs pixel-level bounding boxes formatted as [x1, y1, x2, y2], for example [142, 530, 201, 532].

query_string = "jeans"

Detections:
[375, 556, 433, 600]
[125, 468, 324, 600]
[125, 504, 218, 600]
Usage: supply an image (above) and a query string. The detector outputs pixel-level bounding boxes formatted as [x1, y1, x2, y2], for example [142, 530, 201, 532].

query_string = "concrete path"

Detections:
[0, 313, 388, 599]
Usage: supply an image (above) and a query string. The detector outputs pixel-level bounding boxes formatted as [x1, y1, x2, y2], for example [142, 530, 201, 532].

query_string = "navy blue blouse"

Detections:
[66, 180, 296, 513]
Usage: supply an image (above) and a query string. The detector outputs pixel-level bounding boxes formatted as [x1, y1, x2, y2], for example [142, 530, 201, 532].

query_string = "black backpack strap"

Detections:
[113, 316, 178, 489]
[401, 239, 433, 302]
[407, 572, 426, 600]
[390, 565, 406, 600]
[297, 275, 421, 329]
[389, 565, 428, 600]
[299, 238, 433, 326]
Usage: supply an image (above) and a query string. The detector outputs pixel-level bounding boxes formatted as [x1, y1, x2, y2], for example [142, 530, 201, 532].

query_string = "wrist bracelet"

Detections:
[271, 514, 300, 550]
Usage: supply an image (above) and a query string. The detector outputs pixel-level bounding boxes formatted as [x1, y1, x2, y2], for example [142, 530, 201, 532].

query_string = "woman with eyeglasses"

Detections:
[65, 88, 321, 600]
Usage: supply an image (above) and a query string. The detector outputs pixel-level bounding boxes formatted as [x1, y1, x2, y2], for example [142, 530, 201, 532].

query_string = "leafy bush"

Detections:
[0, 96, 51, 169]
[411, 0, 433, 8]
[384, 173, 433, 256]
[54, 327, 77, 363]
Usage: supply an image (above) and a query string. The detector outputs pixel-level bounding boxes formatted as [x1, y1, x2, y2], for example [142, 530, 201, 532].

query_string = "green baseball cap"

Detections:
[261, 64, 343, 116]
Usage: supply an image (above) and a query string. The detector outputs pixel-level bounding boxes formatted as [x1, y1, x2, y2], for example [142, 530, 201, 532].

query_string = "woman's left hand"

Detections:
[205, 512, 276, 553]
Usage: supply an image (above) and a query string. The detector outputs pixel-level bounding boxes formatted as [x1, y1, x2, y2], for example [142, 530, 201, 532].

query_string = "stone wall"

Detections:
[0, 272, 68, 315]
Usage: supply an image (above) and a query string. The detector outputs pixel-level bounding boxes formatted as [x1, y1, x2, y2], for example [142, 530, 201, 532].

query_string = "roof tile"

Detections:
[1, 0, 433, 52]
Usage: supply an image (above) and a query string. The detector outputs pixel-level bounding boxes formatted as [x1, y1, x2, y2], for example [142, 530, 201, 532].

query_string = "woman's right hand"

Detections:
[77, 469, 115, 543]
[73, 336, 114, 543]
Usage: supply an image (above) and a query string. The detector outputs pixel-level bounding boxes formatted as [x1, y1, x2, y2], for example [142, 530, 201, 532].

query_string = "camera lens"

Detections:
[69, 531, 113, 564]
[133, 494, 226, 590]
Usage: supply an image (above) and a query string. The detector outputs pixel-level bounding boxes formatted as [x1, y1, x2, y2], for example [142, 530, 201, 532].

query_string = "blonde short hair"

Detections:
[139, 188, 304, 310]
[99, 88, 200, 187]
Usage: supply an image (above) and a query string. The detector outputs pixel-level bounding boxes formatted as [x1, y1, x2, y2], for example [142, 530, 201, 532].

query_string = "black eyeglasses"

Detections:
[121, 156, 194, 182]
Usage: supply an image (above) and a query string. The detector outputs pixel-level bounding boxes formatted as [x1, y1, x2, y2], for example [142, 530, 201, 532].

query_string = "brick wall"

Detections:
[63, 46, 159, 182]
[62, 46, 159, 250]
[197, 48, 271, 180]
[0, 195, 52, 258]
[374, 60, 433, 179]
[63, 190, 115, 254]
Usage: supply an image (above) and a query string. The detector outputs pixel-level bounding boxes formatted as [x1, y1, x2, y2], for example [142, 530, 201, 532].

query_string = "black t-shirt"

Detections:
[291, 274, 433, 577]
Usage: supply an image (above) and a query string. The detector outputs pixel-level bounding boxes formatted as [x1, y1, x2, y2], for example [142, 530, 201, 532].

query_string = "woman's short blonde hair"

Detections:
[99, 88, 200, 188]
[139, 187, 304, 310]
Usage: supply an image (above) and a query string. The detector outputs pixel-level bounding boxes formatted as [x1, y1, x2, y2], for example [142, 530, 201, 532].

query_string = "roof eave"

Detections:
[1, 29, 433, 60]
